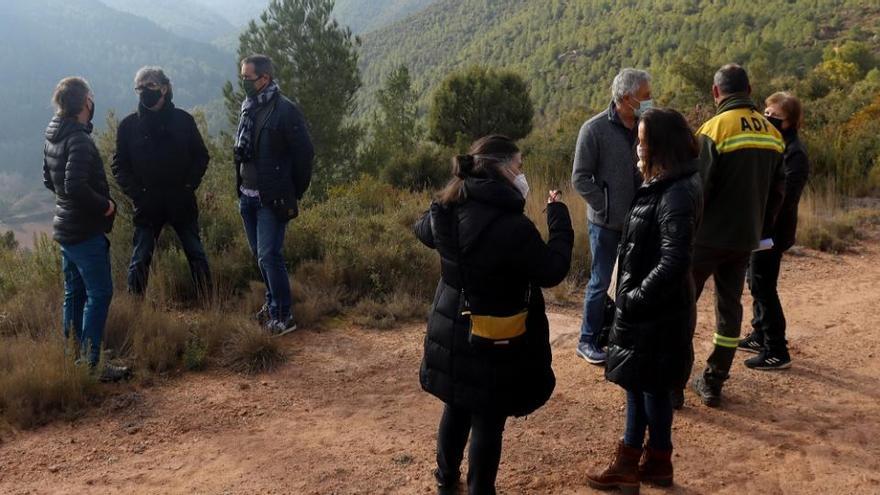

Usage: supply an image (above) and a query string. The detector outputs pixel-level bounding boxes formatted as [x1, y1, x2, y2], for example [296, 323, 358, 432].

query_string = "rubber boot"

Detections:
[586, 440, 642, 494]
[639, 446, 673, 487]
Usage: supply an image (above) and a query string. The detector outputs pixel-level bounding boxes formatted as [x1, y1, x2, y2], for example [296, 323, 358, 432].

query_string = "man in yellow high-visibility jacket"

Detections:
[684, 64, 786, 408]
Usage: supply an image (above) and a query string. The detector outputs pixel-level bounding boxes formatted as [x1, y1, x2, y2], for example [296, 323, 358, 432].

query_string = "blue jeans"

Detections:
[579, 223, 621, 345]
[61, 234, 113, 367]
[239, 195, 291, 321]
[623, 389, 673, 451]
[127, 219, 211, 296]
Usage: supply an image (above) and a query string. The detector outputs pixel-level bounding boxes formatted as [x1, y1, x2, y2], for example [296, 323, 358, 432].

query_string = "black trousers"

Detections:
[748, 248, 788, 353]
[436, 403, 507, 495]
[692, 246, 751, 386]
[127, 218, 212, 298]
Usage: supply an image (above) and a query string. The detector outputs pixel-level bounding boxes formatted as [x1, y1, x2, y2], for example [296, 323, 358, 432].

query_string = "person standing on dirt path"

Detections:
[587, 108, 702, 493]
[414, 135, 573, 495]
[112, 67, 212, 300]
[684, 64, 786, 409]
[43, 77, 130, 382]
[571, 68, 649, 365]
[233, 54, 314, 337]
[738, 92, 810, 370]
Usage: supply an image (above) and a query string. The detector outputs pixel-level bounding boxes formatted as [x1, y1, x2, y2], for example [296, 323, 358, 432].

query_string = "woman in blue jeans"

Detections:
[42, 77, 128, 381]
[587, 108, 702, 493]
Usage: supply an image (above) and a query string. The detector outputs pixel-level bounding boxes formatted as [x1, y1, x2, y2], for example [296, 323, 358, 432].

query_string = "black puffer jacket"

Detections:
[768, 133, 810, 251]
[43, 117, 114, 245]
[414, 178, 574, 417]
[112, 102, 210, 226]
[606, 162, 703, 392]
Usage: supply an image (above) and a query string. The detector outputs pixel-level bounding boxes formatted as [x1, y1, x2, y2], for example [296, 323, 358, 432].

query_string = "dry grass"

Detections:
[221, 325, 286, 375]
[524, 175, 590, 305]
[0, 336, 97, 430]
[796, 185, 864, 253]
[350, 291, 427, 330]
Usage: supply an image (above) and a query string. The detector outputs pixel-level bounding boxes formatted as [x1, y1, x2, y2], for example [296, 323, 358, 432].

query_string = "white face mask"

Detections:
[513, 173, 529, 199]
[636, 145, 647, 175]
[631, 98, 653, 118]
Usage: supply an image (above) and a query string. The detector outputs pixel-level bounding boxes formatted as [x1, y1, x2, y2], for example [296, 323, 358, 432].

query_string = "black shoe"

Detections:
[434, 469, 460, 495]
[671, 388, 685, 410]
[691, 375, 721, 408]
[99, 364, 133, 383]
[737, 331, 764, 354]
[266, 317, 298, 337]
[744, 350, 791, 370]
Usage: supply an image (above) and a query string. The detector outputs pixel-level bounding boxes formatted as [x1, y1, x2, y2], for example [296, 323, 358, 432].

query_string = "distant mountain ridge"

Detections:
[100, 0, 236, 43]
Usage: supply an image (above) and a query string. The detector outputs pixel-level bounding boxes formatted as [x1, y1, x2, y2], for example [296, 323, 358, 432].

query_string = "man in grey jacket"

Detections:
[571, 68, 650, 364]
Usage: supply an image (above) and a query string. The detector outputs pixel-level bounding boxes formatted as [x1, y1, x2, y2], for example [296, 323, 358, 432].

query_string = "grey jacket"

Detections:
[571, 102, 642, 232]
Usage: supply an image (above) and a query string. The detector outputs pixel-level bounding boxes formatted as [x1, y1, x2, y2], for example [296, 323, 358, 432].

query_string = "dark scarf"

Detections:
[234, 80, 280, 163]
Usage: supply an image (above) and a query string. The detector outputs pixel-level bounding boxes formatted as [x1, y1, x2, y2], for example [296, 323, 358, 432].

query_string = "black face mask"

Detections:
[766, 116, 784, 132]
[139, 88, 163, 109]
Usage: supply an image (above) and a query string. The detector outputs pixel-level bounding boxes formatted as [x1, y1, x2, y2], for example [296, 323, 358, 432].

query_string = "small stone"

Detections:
[48, 465, 60, 473]
[239, 382, 250, 390]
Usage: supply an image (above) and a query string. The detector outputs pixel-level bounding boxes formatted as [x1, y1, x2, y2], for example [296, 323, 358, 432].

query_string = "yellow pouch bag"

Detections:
[465, 310, 528, 348]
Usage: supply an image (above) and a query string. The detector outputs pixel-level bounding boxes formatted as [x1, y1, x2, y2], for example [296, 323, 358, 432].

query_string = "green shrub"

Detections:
[380, 143, 450, 191]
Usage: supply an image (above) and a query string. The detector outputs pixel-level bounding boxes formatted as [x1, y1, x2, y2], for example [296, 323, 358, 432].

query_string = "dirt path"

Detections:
[2, 238, 880, 494]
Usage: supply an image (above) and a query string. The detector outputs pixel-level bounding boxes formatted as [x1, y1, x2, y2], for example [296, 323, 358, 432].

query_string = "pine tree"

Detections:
[223, 0, 363, 193]
[428, 66, 534, 147]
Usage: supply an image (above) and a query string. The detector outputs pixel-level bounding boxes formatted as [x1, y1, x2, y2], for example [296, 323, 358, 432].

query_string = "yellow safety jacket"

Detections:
[695, 96, 786, 252]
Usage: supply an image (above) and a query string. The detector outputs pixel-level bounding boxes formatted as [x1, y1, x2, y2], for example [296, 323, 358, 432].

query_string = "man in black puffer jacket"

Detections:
[112, 66, 211, 297]
[43, 77, 128, 381]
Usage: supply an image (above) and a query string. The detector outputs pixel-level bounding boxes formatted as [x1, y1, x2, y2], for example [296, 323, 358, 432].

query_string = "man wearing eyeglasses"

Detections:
[235, 54, 314, 336]
[111, 66, 212, 298]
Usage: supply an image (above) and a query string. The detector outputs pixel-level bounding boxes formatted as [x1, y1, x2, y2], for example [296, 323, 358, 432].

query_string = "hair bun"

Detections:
[454, 154, 475, 179]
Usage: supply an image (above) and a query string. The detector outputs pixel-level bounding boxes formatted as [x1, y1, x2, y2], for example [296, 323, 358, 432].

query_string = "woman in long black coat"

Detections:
[587, 109, 703, 494]
[414, 135, 574, 495]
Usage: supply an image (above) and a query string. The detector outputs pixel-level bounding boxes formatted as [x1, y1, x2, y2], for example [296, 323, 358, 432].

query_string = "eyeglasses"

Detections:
[240, 75, 262, 82]
[135, 82, 162, 93]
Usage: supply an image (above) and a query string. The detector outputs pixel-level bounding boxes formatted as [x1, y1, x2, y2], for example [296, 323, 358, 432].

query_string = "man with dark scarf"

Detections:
[235, 54, 314, 336]
[112, 66, 211, 298]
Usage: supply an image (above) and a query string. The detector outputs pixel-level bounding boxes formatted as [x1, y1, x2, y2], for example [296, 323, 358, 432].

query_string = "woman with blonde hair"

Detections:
[738, 92, 810, 369]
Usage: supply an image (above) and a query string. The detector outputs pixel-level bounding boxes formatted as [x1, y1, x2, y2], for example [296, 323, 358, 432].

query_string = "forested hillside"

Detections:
[100, 0, 236, 43]
[333, 0, 435, 33]
[0, 0, 230, 182]
[191, 0, 270, 27]
[359, 0, 880, 115]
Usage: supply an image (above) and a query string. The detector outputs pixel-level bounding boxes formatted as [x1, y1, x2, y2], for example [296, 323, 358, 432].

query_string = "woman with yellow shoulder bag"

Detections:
[414, 135, 574, 495]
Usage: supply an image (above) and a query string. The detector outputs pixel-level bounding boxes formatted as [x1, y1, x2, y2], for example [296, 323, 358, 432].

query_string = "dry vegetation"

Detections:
[1, 119, 878, 434]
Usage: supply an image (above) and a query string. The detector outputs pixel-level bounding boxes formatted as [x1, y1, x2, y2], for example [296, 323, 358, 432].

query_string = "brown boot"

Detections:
[639, 446, 673, 487]
[587, 440, 642, 494]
